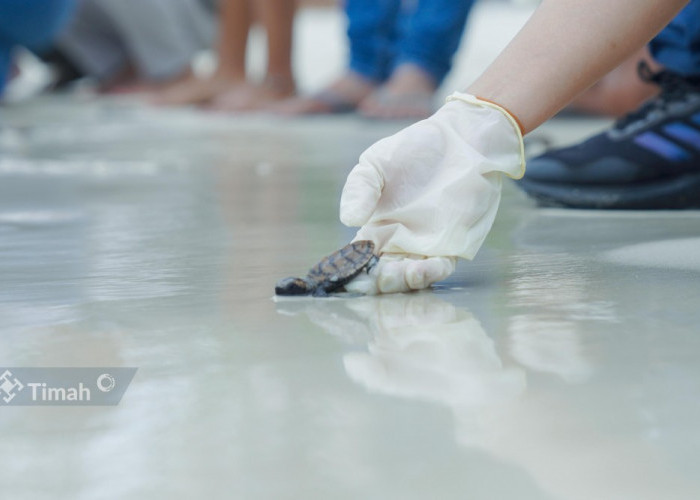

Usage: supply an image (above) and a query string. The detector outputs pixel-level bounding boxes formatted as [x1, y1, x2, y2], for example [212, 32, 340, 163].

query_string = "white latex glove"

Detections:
[345, 253, 456, 295]
[340, 92, 525, 294]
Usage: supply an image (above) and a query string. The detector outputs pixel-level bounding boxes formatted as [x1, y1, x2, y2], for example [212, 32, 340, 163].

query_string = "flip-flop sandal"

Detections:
[359, 88, 435, 119]
[307, 88, 360, 114]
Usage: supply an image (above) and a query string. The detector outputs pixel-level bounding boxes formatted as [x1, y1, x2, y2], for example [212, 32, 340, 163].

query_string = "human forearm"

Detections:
[468, 0, 689, 133]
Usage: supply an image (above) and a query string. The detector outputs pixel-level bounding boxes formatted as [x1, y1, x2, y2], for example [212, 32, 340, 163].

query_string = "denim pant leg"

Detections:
[394, 0, 475, 85]
[0, 41, 10, 94]
[649, 0, 700, 77]
[346, 0, 402, 82]
[0, 0, 75, 48]
[0, 0, 75, 93]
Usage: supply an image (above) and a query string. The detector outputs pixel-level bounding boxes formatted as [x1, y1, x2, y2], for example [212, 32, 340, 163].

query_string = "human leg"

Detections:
[346, 0, 401, 82]
[155, 0, 251, 105]
[94, 0, 215, 83]
[210, 0, 297, 111]
[567, 47, 660, 117]
[569, 0, 700, 117]
[271, 0, 398, 115]
[0, 42, 10, 95]
[650, 0, 700, 76]
[393, 0, 474, 85]
[359, 0, 474, 119]
[56, 0, 130, 84]
[258, 0, 296, 88]
[0, 0, 75, 49]
[0, 0, 75, 95]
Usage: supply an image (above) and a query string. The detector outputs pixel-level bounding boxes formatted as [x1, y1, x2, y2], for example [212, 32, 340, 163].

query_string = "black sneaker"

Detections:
[519, 63, 700, 209]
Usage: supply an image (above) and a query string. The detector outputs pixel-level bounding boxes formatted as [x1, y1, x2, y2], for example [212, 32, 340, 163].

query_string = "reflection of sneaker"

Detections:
[519, 63, 700, 209]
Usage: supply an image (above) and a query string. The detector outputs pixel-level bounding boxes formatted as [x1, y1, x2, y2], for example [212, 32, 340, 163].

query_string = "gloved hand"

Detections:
[345, 253, 456, 295]
[341, 93, 525, 294]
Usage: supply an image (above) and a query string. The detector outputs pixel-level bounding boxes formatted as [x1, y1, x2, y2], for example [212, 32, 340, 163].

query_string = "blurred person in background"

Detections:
[274, 0, 475, 119]
[154, 0, 297, 111]
[43, 0, 217, 93]
[521, 0, 700, 209]
[0, 0, 75, 98]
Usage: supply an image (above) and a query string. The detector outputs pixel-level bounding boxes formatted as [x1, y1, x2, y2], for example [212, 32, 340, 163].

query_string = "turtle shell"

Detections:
[306, 240, 377, 293]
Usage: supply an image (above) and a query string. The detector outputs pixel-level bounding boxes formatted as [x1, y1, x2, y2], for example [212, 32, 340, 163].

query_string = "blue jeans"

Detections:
[0, 0, 75, 94]
[345, 0, 475, 85]
[650, 0, 700, 76]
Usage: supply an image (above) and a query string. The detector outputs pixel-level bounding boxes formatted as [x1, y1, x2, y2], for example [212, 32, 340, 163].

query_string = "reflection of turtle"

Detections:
[275, 240, 379, 297]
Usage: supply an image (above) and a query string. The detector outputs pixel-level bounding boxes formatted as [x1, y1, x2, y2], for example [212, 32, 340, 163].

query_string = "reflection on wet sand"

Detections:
[4, 96, 700, 499]
[277, 292, 695, 500]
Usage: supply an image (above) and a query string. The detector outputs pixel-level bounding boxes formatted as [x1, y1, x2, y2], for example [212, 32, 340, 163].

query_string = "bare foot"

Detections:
[568, 48, 661, 117]
[269, 72, 376, 115]
[98, 64, 141, 94]
[359, 64, 436, 120]
[151, 73, 244, 107]
[104, 81, 163, 95]
[207, 75, 296, 112]
[103, 69, 192, 95]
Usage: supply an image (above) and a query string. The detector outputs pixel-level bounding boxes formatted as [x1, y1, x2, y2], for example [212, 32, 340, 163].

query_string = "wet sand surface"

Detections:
[2, 95, 700, 500]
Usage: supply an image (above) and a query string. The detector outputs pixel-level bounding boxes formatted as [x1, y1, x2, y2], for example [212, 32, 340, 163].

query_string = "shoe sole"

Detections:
[517, 174, 700, 209]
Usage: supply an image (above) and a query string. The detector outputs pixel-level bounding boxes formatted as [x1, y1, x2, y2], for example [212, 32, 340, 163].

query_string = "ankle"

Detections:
[385, 64, 437, 93]
[213, 69, 245, 84]
[264, 73, 295, 93]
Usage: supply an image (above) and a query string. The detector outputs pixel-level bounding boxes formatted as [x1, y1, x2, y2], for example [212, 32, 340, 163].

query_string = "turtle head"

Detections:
[275, 276, 314, 296]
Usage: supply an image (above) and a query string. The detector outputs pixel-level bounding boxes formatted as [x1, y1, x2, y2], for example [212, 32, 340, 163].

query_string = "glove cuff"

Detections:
[445, 92, 526, 179]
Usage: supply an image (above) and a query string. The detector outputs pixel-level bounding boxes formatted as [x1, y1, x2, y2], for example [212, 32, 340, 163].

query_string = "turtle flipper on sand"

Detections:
[275, 240, 379, 297]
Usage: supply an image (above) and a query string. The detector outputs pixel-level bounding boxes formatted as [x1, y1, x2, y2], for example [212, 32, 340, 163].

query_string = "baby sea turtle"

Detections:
[275, 240, 379, 297]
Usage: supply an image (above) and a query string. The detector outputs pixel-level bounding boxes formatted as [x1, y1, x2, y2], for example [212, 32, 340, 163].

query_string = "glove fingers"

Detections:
[379, 256, 455, 293]
[345, 255, 456, 295]
[376, 260, 408, 294]
[343, 270, 378, 295]
[340, 162, 383, 227]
